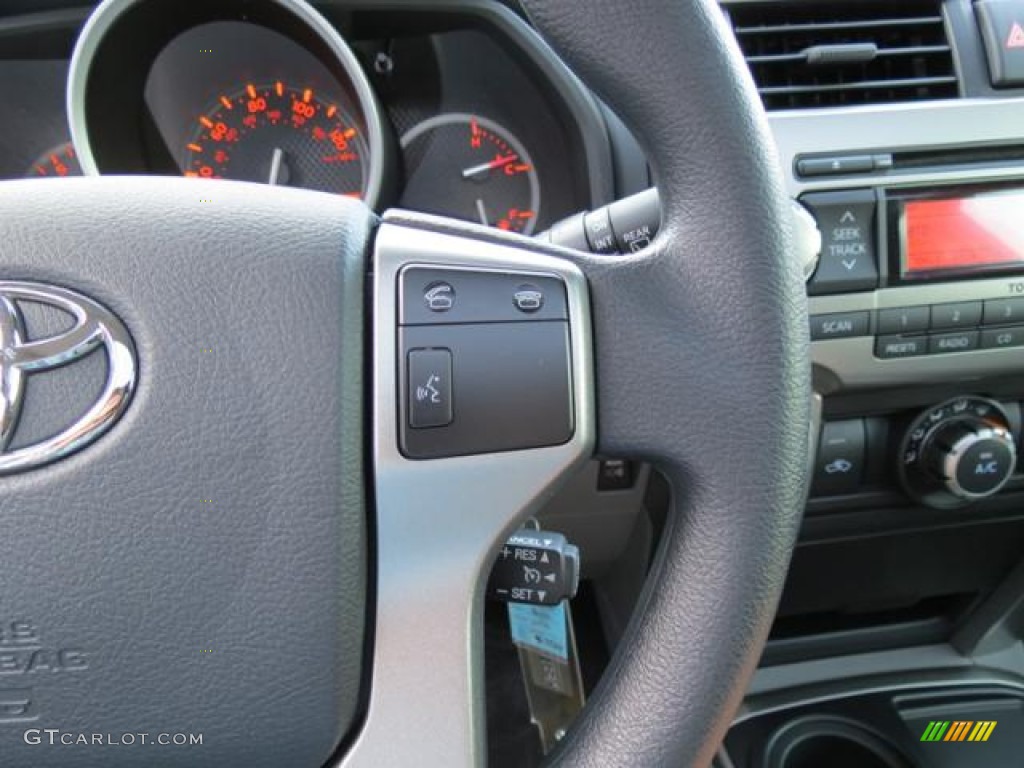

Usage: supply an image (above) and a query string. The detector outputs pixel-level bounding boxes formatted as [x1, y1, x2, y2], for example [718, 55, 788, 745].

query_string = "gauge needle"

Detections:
[268, 147, 285, 186]
[476, 199, 490, 227]
[461, 154, 517, 179]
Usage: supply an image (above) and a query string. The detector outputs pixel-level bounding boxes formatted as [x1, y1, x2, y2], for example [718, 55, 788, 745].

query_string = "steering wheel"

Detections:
[0, 0, 810, 766]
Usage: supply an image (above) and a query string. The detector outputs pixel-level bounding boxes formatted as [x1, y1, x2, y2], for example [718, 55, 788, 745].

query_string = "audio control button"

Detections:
[876, 335, 927, 359]
[802, 190, 878, 296]
[983, 298, 1024, 325]
[930, 301, 982, 330]
[878, 306, 929, 335]
[981, 326, 1024, 349]
[928, 331, 980, 354]
[810, 311, 870, 340]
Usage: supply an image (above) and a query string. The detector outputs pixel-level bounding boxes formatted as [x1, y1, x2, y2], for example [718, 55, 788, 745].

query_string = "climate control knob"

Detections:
[899, 397, 1018, 509]
[925, 421, 1016, 500]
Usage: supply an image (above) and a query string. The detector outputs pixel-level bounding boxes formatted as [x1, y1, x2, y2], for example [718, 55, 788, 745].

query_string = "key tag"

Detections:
[507, 599, 586, 751]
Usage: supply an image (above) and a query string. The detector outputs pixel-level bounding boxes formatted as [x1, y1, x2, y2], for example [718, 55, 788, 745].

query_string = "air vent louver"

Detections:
[729, 0, 959, 110]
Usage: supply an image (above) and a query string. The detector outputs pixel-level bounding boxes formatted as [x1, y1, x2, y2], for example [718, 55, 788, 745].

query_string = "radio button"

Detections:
[930, 301, 983, 330]
[801, 190, 878, 296]
[983, 298, 1024, 325]
[810, 311, 870, 340]
[928, 331, 980, 354]
[878, 306, 929, 335]
[981, 327, 1024, 349]
[876, 335, 927, 359]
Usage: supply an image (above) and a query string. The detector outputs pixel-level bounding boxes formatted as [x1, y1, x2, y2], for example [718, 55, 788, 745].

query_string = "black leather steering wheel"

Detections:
[0, 0, 810, 766]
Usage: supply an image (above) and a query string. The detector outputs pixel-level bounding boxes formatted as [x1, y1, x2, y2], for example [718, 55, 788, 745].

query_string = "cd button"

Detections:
[981, 327, 1024, 349]
[930, 301, 982, 330]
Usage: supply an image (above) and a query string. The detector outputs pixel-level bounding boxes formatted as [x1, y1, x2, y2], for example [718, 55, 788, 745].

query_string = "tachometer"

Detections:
[400, 114, 540, 235]
[184, 81, 368, 197]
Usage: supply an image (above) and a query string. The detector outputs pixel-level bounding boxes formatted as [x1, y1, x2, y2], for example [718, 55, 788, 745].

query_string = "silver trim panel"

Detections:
[339, 221, 594, 767]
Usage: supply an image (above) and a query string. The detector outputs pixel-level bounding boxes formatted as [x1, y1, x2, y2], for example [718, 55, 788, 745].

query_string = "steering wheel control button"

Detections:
[582, 207, 618, 254]
[976, 0, 1024, 86]
[423, 281, 455, 313]
[812, 419, 866, 496]
[802, 190, 879, 296]
[400, 267, 567, 324]
[875, 335, 927, 359]
[930, 301, 983, 330]
[488, 529, 581, 605]
[899, 397, 1018, 508]
[407, 348, 453, 429]
[399, 321, 573, 459]
[809, 311, 870, 340]
[513, 284, 545, 313]
[877, 306, 930, 335]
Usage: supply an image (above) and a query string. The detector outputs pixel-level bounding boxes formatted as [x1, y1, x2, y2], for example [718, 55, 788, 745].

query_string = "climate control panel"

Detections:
[898, 397, 1017, 509]
[811, 395, 1022, 511]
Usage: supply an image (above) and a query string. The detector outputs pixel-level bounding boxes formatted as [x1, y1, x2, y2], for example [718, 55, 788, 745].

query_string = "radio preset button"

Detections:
[928, 331, 980, 354]
[931, 301, 983, 330]
[876, 335, 927, 359]
[810, 311, 870, 340]
[801, 190, 879, 296]
[877, 306, 929, 335]
[981, 327, 1024, 349]
[983, 298, 1024, 326]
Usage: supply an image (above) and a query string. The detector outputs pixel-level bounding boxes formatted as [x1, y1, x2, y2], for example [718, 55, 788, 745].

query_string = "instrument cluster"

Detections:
[55, 0, 600, 234]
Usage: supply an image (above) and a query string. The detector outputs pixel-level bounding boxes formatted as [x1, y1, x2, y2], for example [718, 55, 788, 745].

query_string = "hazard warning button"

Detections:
[976, 0, 1024, 86]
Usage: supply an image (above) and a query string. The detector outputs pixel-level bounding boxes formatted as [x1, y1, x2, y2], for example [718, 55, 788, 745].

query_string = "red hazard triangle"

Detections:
[1007, 21, 1024, 49]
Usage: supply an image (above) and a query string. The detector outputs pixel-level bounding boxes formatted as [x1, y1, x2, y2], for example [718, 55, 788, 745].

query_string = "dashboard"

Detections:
[0, 0, 619, 236]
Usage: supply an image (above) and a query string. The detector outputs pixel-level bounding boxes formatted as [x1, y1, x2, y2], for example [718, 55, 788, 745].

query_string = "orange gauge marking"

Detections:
[303, 88, 313, 104]
[200, 116, 214, 128]
[343, 128, 357, 139]
[326, 105, 338, 118]
[342, 192, 362, 199]
[187, 143, 203, 153]
[220, 96, 233, 110]
[246, 84, 257, 99]
[276, 81, 284, 97]
[184, 171, 199, 177]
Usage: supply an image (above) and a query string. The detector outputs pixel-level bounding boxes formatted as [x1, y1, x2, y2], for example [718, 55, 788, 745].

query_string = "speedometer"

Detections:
[184, 81, 368, 197]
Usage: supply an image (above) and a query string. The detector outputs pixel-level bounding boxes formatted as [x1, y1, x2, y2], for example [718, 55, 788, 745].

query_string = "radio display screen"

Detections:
[902, 189, 1024, 278]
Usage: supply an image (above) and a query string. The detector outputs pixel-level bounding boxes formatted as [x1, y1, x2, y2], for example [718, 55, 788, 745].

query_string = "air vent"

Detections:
[728, 0, 959, 110]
